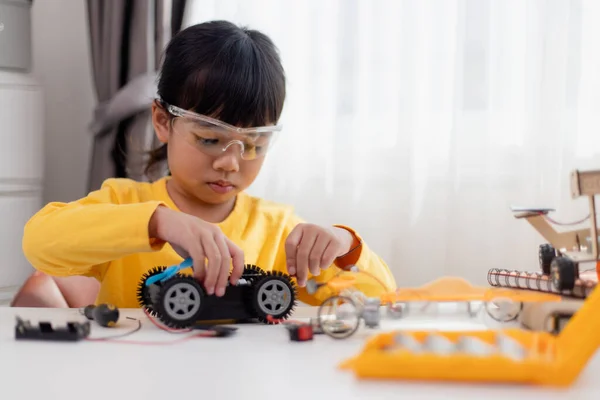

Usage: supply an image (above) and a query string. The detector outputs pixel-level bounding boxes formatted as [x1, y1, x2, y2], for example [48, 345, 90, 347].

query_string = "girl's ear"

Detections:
[152, 101, 171, 143]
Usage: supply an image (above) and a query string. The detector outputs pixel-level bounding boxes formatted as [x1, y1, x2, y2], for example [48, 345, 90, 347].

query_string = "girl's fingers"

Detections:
[190, 247, 207, 283]
[201, 237, 222, 295]
[226, 238, 245, 285]
[319, 239, 338, 270]
[284, 226, 303, 276]
[296, 230, 318, 286]
[308, 234, 328, 275]
[214, 235, 232, 297]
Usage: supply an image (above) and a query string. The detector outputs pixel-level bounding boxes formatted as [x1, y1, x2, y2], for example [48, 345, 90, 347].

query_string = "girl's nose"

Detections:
[212, 141, 242, 172]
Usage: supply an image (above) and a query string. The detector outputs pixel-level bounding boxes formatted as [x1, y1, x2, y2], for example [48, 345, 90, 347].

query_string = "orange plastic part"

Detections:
[339, 281, 600, 386]
[326, 274, 359, 291]
[379, 276, 562, 305]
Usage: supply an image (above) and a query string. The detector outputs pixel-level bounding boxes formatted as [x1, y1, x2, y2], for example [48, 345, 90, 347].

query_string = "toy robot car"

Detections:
[512, 169, 600, 292]
[137, 258, 297, 328]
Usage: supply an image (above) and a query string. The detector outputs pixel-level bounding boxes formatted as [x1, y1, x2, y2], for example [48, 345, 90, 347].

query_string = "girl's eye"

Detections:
[197, 137, 219, 146]
[245, 144, 265, 156]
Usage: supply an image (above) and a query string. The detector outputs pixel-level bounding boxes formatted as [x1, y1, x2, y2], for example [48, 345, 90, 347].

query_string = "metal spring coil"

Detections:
[487, 268, 552, 292]
[487, 268, 590, 299]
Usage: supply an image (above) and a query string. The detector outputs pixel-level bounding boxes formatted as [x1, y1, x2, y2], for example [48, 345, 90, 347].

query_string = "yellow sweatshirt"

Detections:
[22, 177, 397, 308]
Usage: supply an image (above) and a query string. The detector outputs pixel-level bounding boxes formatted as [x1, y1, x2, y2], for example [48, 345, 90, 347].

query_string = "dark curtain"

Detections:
[85, 0, 187, 191]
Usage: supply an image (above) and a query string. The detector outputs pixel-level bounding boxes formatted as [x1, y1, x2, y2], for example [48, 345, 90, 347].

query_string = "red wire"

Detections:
[266, 315, 307, 325]
[84, 308, 219, 345]
[142, 307, 193, 333]
[85, 331, 216, 345]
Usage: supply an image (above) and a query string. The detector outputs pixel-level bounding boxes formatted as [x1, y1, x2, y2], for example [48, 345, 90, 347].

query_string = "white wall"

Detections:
[0, 1, 94, 293]
[0, 1, 95, 294]
[31, 0, 95, 204]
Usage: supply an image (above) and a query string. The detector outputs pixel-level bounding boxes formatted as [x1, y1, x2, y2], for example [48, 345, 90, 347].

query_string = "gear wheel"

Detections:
[136, 266, 168, 315]
[250, 271, 297, 324]
[154, 276, 205, 329]
[240, 264, 266, 283]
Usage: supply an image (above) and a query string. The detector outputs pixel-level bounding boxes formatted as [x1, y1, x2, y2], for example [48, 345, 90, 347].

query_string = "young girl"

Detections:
[21, 20, 397, 308]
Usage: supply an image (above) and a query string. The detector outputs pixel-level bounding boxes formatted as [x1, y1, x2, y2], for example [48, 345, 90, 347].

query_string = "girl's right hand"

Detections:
[148, 205, 245, 296]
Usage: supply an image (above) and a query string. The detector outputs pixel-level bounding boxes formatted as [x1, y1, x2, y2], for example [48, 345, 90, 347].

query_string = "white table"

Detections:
[1, 305, 599, 399]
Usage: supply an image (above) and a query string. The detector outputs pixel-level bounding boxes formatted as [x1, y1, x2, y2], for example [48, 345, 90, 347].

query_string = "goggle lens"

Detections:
[172, 117, 276, 160]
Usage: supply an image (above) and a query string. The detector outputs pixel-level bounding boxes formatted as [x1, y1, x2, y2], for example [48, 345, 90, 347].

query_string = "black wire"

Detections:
[85, 317, 142, 341]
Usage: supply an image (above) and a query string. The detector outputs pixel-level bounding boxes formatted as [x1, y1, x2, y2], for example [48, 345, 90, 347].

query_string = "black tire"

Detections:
[240, 264, 266, 283]
[538, 244, 556, 275]
[136, 266, 168, 315]
[154, 276, 205, 329]
[550, 256, 577, 291]
[251, 271, 297, 323]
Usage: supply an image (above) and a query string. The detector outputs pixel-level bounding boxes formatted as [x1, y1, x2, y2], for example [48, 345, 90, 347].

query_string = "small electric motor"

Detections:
[286, 323, 314, 342]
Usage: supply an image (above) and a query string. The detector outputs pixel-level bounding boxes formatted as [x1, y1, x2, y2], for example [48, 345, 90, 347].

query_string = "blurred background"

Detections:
[1, 0, 600, 303]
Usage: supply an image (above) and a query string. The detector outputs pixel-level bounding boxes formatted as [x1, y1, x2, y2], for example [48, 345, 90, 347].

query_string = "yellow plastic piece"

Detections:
[379, 276, 562, 304]
[340, 283, 600, 387]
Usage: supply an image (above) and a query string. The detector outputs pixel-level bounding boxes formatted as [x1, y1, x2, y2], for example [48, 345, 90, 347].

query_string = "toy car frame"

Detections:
[309, 272, 561, 340]
[512, 169, 600, 292]
[137, 258, 297, 328]
[518, 298, 583, 335]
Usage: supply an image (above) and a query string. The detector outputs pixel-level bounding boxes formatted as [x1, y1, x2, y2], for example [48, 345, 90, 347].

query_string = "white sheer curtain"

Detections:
[183, 0, 600, 287]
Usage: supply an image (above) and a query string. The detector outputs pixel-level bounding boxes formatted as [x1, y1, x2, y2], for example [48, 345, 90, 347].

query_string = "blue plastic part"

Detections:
[144, 257, 194, 286]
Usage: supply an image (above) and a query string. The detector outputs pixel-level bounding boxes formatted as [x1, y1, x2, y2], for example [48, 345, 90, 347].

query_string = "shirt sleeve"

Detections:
[21, 179, 166, 280]
[279, 213, 397, 306]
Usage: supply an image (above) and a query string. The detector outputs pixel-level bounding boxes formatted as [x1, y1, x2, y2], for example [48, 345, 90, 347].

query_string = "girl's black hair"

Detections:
[146, 20, 286, 177]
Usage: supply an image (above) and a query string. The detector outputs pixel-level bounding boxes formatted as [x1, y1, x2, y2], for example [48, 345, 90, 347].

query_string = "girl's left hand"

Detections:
[285, 223, 354, 287]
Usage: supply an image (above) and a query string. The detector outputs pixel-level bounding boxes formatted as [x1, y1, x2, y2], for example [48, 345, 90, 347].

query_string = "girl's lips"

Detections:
[208, 181, 234, 194]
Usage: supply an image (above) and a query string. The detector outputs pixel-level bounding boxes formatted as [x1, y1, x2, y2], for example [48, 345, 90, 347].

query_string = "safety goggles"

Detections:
[165, 102, 282, 161]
